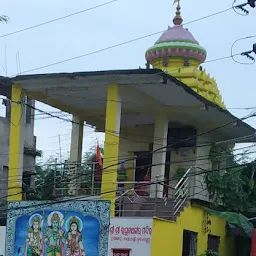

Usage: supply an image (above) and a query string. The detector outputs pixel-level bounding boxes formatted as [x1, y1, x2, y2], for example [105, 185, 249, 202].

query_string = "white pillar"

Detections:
[150, 113, 169, 198]
[70, 115, 84, 164]
[193, 133, 212, 201]
[68, 115, 84, 196]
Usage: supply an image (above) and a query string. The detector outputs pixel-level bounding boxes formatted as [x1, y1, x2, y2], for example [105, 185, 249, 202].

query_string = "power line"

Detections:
[3, 160, 256, 215]
[4, 127, 254, 183]
[1, 98, 255, 158]
[15, 5, 236, 75]
[4, 102, 256, 191]
[4, 146, 256, 184]
[2, 145, 255, 187]
[101, 112, 256, 173]
[21, 100, 256, 147]
[231, 35, 256, 65]
[0, 0, 119, 39]
[6, 135, 255, 187]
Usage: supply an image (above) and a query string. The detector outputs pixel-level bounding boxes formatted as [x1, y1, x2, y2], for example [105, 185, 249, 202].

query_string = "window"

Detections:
[207, 235, 220, 252]
[168, 127, 197, 149]
[182, 230, 197, 256]
[112, 249, 131, 256]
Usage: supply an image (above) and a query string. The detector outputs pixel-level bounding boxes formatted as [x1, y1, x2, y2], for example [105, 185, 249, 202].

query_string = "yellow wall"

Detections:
[151, 204, 235, 256]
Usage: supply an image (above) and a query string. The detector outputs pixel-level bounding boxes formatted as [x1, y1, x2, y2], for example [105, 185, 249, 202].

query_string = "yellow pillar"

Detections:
[101, 84, 121, 216]
[8, 84, 25, 201]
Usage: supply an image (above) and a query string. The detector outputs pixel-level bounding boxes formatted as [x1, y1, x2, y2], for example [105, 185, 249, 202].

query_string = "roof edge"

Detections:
[10, 68, 255, 134]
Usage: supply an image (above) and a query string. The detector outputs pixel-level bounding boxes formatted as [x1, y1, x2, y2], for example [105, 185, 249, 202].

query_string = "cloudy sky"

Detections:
[0, 0, 256, 161]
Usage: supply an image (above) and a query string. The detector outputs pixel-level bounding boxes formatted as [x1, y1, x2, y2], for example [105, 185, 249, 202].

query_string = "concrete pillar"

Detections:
[68, 115, 84, 196]
[150, 113, 169, 198]
[70, 115, 84, 164]
[101, 84, 121, 216]
[8, 84, 25, 201]
[193, 133, 212, 201]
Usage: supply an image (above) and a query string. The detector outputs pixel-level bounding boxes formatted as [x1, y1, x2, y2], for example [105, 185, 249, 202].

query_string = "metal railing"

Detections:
[115, 186, 177, 220]
[113, 178, 184, 220]
[53, 162, 102, 197]
[52, 163, 208, 220]
[173, 165, 195, 215]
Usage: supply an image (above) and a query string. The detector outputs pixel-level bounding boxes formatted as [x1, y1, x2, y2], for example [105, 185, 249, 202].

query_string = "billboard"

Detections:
[6, 201, 110, 256]
[108, 218, 153, 256]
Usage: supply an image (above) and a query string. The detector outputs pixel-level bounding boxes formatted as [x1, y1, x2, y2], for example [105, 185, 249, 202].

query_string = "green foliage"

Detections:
[206, 149, 256, 215]
[30, 158, 57, 200]
[117, 164, 127, 182]
[33, 146, 127, 199]
[174, 167, 186, 179]
[205, 208, 253, 237]
[201, 250, 220, 256]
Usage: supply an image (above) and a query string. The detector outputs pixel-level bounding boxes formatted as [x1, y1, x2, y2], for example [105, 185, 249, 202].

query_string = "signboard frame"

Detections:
[6, 200, 110, 256]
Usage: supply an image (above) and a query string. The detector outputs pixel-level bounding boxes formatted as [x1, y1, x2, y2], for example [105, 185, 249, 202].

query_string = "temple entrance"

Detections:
[134, 152, 152, 196]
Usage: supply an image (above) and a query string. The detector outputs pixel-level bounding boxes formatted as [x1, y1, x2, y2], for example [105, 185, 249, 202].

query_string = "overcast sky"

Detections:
[0, 0, 256, 162]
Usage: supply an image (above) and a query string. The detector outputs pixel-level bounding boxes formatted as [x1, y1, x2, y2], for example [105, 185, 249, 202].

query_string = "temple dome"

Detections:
[145, 3, 225, 109]
[145, 4, 207, 67]
[146, 25, 207, 65]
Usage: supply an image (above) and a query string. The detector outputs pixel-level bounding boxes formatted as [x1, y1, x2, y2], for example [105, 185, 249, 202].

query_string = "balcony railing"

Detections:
[53, 162, 102, 198]
[53, 163, 207, 219]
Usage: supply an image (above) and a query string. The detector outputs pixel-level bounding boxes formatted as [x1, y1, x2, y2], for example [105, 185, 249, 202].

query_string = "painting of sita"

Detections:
[64, 216, 86, 256]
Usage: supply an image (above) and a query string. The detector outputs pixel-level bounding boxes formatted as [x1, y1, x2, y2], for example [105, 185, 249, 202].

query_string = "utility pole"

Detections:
[241, 43, 256, 61]
[235, 0, 256, 14]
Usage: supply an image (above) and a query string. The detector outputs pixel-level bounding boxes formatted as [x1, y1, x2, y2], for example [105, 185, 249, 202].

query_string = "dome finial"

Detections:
[173, 0, 183, 26]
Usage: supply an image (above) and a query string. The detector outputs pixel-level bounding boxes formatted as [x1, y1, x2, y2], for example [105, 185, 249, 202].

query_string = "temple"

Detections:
[5, 2, 255, 255]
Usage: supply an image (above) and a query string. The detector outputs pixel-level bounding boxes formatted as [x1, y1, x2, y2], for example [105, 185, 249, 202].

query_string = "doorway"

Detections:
[182, 230, 197, 256]
[134, 152, 152, 196]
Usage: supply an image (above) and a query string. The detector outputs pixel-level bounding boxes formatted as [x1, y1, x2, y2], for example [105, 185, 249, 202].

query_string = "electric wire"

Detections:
[0, 0, 119, 39]
[13, 5, 236, 75]
[3, 160, 256, 215]
[231, 35, 256, 65]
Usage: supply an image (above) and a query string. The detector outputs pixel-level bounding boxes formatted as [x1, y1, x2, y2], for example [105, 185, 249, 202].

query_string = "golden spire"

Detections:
[173, 0, 183, 25]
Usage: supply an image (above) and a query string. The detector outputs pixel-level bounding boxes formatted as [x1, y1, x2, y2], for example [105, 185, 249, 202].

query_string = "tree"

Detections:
[32, 145, 129, 200]
[206, 145, 256, 215]
[28, 157, 57, 200]
[32, 146, 104, 199]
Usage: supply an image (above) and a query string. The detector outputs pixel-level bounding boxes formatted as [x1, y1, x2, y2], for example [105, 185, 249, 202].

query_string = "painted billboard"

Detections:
[108, 218, 153, 256]
[6, 201, 110, 256]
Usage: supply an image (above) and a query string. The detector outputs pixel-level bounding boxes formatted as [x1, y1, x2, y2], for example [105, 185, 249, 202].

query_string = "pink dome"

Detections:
[157, 25, 197, 44]
[145, 4, 207, 65]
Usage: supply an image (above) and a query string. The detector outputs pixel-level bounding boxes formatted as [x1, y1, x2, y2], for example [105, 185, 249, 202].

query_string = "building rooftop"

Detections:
[11, 68, 256, 143]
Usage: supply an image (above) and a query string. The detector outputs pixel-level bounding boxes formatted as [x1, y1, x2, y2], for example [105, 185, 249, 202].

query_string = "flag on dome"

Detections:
[173, 0, 180, 3]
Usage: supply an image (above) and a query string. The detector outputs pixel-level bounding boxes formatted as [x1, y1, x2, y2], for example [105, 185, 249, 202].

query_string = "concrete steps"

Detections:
[116, 196, 188, 222]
